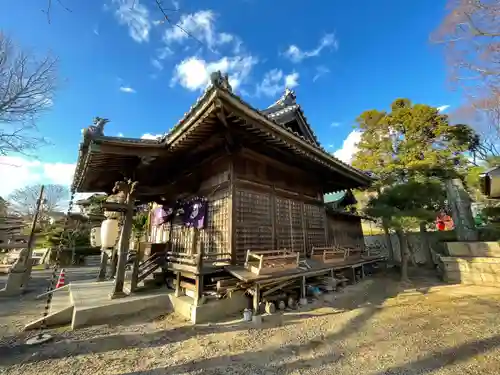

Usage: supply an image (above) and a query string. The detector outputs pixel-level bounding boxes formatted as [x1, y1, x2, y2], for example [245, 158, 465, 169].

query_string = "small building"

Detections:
[73, 73, 372, 262]
[71, 72, 376, 322]
[480, 166, 500, 199]
[324, 190, 365, 250]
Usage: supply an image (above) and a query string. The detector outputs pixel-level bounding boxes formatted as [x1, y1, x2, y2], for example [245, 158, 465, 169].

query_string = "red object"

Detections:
[437, 221, 445, 231]
[55, 269, 66, 289]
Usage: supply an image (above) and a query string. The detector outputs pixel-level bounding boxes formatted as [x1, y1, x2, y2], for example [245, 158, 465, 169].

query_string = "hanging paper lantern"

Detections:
[101, 218, 120, 248]
[90, 226, 102, 247]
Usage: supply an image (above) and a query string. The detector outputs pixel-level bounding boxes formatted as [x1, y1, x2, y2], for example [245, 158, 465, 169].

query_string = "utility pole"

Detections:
[25, 185, 45, 265]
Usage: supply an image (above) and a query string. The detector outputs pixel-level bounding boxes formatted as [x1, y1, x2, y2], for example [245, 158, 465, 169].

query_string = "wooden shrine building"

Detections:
[72, 72, 374, 303]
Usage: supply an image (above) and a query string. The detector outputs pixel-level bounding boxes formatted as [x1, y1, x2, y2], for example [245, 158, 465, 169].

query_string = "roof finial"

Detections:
[210, 71, 232, 92]
[281, 87, 296, 105]
[83, 116, 109, 141]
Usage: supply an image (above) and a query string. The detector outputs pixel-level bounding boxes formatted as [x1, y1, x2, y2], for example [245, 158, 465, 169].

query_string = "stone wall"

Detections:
[364, 230, 456, 265]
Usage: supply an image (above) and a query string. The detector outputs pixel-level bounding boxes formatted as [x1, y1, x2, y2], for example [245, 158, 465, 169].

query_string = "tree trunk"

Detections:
[382, 218, 395, 262]
[395, 229, 409, 282]
[406, 238, 417, 267]
[445, 178, 478, 241]
[377, 187, 395, 262]
[419, 221, 434, 268]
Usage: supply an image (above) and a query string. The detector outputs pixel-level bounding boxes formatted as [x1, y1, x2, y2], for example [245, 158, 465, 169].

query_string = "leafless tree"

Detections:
[433, 0, 500, 93]
[0, 32, 57, 156]
[8, 184, 69, 220]
[450, 96, 500, 164]
[433, 1, 500, 162]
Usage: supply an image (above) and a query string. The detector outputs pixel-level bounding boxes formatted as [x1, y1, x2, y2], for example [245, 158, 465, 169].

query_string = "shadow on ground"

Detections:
[0, 273, 412, 366]
[4, 270, 493, 375]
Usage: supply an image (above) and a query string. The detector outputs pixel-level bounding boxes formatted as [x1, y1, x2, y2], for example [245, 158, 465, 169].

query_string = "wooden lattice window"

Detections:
[304, 203, 326, 252]
[235, 189, 273, 261]
[199, 190, 230, 256]
[275, 197, 304, 254]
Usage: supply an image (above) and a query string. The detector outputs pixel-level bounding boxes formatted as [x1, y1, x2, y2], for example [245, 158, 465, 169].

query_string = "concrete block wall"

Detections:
[442, 242, 500, 286]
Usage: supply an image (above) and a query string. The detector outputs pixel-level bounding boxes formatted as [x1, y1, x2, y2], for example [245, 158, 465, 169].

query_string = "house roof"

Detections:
[72, 71, 373, 194]
[260, 89, 320, 146]
[324, 189, 357, 207]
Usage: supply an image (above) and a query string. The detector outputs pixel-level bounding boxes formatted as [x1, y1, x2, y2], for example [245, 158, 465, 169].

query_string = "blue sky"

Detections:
[0, 0, 459, 197]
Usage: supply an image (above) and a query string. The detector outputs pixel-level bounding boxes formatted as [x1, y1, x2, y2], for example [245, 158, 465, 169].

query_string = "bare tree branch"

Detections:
[43, 0, 72, 24]
[432, 0, 500, 95]
[7, 184, 69, 221]
[153, 0, 216, 53]
[434, 1, 500, 162]
[0, 32, 57, 156]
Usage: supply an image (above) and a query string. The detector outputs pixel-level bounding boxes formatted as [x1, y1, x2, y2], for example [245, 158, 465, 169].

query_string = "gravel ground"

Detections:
[1, 273, 500, 375]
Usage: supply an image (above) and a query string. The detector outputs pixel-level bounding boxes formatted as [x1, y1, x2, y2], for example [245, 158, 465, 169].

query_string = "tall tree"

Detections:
[352, 99, 478, 274]
[8, 184, 69, 220]
[0, 32, 57, 156]
[353, 99, 475, 183]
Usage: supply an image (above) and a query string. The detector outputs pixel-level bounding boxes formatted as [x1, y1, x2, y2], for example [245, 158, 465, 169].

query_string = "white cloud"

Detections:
[333, 130, 362, 164]
[112, 0, 151, 43]
[313, 65, 330, 82]
[257, 69, 299, 97]
[330, 122, 341, 127]
[120, 86, 136, 93]
[437, 105, 450, 113]
[285, 72, 299, 88]
[172, 55, 257, 91]
[0, 156, 76, 199]
[163, 10, 238, 52]
[284, 34, 338, 63]
[141, 133, 163, 140]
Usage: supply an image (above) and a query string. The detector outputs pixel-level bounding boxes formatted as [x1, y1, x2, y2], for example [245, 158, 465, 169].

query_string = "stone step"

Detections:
[445, 242, 500, 258]
[445, 270, 500, 286]
[441, 256, 500, 275]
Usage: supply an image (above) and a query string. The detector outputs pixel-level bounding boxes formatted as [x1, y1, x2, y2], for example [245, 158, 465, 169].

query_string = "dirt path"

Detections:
[1, 274, 500, 375]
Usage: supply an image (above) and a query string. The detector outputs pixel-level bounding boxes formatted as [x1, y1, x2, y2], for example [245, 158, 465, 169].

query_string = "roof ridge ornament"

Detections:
[267, 87, 297, 109]
[210, 71, 232, 92]
[83, 117, 109, 141]
[281, 87, 296, 105]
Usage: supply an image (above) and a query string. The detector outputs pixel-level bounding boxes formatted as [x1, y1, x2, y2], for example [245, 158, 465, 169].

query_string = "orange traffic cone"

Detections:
[55, 269, 66, 289]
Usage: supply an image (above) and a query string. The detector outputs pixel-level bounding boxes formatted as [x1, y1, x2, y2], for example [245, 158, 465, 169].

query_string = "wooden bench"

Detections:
[310, 246, 346, 264]
[245, 249, 300, 275]
[345, 245, 363, 261]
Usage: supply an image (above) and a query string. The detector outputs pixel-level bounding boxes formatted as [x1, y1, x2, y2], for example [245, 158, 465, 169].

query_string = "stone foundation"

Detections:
[442, 242, 500, 287]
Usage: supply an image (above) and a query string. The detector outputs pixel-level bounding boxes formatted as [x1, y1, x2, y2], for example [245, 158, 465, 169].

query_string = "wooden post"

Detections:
[109, 248, 118, 279]
[130, 243, 141, 293]
[174, 272, 182, 297]
[229, 158, 236, 264]
[111, 180, 137, 299]
[97, 250, 108, 281]
[25, 185, 45, 266]
[253, 283, 260, 315]
[194, 245, 204, 306]
[301, 276, 306, 299]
